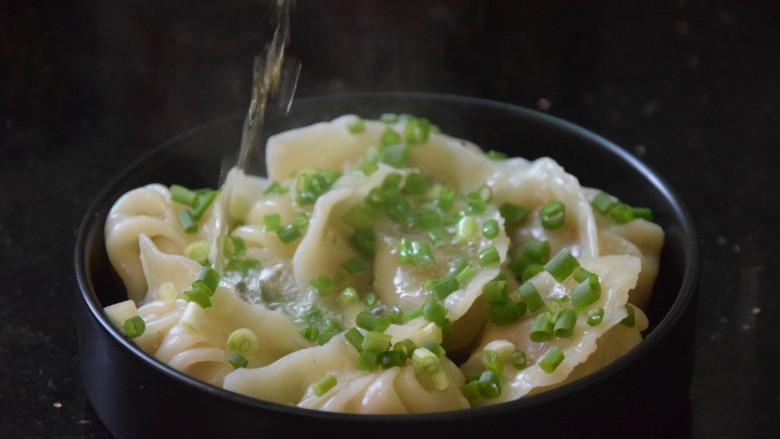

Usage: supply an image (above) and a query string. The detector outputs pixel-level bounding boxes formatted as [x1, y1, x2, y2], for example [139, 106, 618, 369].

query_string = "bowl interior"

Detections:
[76, 92, 699, 437]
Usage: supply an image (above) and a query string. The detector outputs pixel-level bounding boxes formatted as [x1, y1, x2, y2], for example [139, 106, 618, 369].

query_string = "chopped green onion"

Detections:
[191, 190, 218, 220]
[228, 351, 248, 369]
[413, 209, 442, 229]
[362, 331, 392, 353]
[299, 325, 319, 341]
[511, 350, 528, 370]
[356, 349, 380, 371]
[419, 340, 446, 358]
[310, 273, 336, 297]
[480, 350, 502, 375]
[482, 219, 500, 239]
[356, 311, 389, 332]
[487, 301, 521, 325]
[483, 340, 516, 361]
[363, 291, 377, 307]
[430, 276, 460, 300]
[427, 228, 447, 246]
[499, 202, 530, 225]
[312, 374, 338, 396]
[346, 117, 365, 134]
[482, 279, 508, 304]
[123, 315, 145, 339]
[611, 203, 634, 224]
[338, 287, 359, 306]
[292, 211, 309, 229]
[404, 172, 432, 194]
[538, 347, 565, 373]
[461, 380, 481, 401]
[455, 216, 479, 242]
[438, 185, 456, 211]
[571, 274, 601, 313]
[412, 347, 440, 373]
[344, 327, 364, 352]
[402, 307, 423, 322]
[487, 150, 507, 160]
[276, 224, 301, 244]
[379, 143, 410, 168]
[521, 263, 545, 282]
[544, 248, 580, 282]
[631, 207, 654, 221]
[380, 127, 402, 146]
[183, 284, 212, 308]
[222, 235, 246, 259]
[194, 266, 220, 293]
[530, 313, 554, 342]
[170, 184, 198, 206]
[178, 209, 198, 233]
[263, 180, 288, 195]
[477, 245, 501, 267]
[382, 173, 403, 189]
[351, 229, 376, 259]
[393, 338, 417, 357]
[539, 200, 566, 230]
[587, 308, 604, 326]
[516, 282, 545, 312]
[421, 298, 448, 327]
[404, 117, 432, 144]
[523, 239, 551, 264]
[180, 301, 205, 331]
[455, 264, 476, 284]
[477, 370, 503, 399]
[341, 257, 368, 274]
[343, 202, 381, 230]
[591, 191, 616, 214]
[411, 240, 435, 267]
[184, 241, 210, 264]
[553, 308, 577, 338]
[621, 304, 636, 327]
[227, 328, 258, 355]
[572, 267, 594, 283]
[380, 113, 399, 124]
[379, 350, 407, 368]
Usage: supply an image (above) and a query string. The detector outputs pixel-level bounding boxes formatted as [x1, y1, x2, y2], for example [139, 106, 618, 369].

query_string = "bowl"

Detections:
[75, 92, 700, 438]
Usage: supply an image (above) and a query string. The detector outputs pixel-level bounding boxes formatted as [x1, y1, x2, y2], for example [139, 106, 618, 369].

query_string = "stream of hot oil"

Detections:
[214, 0, 300, 272]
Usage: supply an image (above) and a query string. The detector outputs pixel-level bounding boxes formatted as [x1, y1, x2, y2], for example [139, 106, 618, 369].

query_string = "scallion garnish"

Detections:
[516, 282, 545, 312]
[477, 370, 503, 399]
[184, 241, 210, 264]
[511, 350, 528, 370]
[380, 113, 399, 124]
[341, 256, 368, 274]
[421, 298, 448, 327]
[482, 219, 500, 239]
[591, 191, 616, 214]
[379, 350, 407, 368]
[499, 202, 529, 225]
[344, 327, 364, 352]
[477, 245, 501, 267]
[227, 328, 258, 355]
[487, 150, 507, 160]
[123, 315, 145, 339]
[404, 117, 432, 144]
[620, 304, 636, 327]
[299, 325, 319, 341]
[480, 349, 502, 375]
[611, 203, 634, 224]
[430, 276, 460, 300]
[228, 351, 248, 369]
[571, 273, 601, 313]
[404, 172, 432, 194]
[553, 308, 577, 338]
[312, 374, 338, 396]
[438, 185, 455, 211]
[461, 380, 481, 401]
[356, 311, 389, 332]
[356, 349, 380, 372]
[276, 224, 301, 244]
[194, 266, 220, 293]
[455, 216, 478, 242]
[263, 180, 288, 195]
[487, 301, 522, 326]
[538, 347, 565, 373]
[544, 248, 580, 282]
[183, 284, 212, 308]
[178, 209, 198, 234]
[362, 331, 392, 353]
[170, 184, 198, 206]
[346, 117, 366, 134]
[539, 200, 566, 230]
[587, 308, 604, 326]
[529, 313, 554, 342]
[310, 273, 336, 297]
[631, 207, 654, 221]
[523, 239, 551, 264]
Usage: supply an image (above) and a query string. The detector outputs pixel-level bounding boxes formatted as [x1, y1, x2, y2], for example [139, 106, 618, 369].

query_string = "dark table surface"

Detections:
[2, 1, 779, 437]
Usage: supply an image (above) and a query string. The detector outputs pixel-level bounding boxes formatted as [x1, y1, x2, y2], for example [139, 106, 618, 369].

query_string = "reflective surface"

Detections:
[2, 1, 779, 438]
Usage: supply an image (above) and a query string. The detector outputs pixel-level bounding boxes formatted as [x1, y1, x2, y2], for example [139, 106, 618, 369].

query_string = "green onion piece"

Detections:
[511, 350, 528, 370]
[183, 285, 212, 308]
[356, 311, 389, 333]
[539, 200, 566, 230]
[413, 209, 442, 229]
[404, 172, 431, 194]
[611, 203, 634, 224]
[411, 240, 435, 267]
[178, 209, 198, 233]
[530, 313, 554, 342]
[487, 301, 521, 326]
[523, 239, 551, 264]
[404, 117, 432, 144]
[338, 287, 359, 306]
[170, 184, 198, 207]
[516, 282, 545, 312]
[276, 224, 301, 244]
[455, 264, 476, 285]
[421, 298, 448, 326]
[263, 180, 288, 195]
[455, 215, 479, 242]
[572, 267, 594, 283]
[412, 347, 440, 373]
[621, 304, 636, 327]
[184, 241, 210, 264]
[346, 117, 365, 134]
[379, 143, 410, 168]
[402, 307, 423, 322]
[398, 238, 413, 264]
[499, 202, 529, 225]
[431, 276, 460, 300]
[227, 328, 258, 355]
[553, 308, 577, 338]
[356, 349, 379, 371]
[427, 229, 447, 246]
[477, 370, 503, 399]
[380, 113, 399, 124]
[632, 207, 654, 221]
[351, 229, 376, 259]
[382, 173, 403, 189]
[385, 306, 403, 325]
[364, 292, 377, 307]
[195, 266, 220, 293]
[438, 185, 455, 211]
[587, 308, 604, 326]
[362, 331, 392, 353]
[571, 274, 601, 313]
[482, 279, 508, 304]
[393, 338, 417, 357]
[123, 316, 145, 339]
[544, 248, 580, 282]
[538, 347, 565, 373]
[312, 374, 338, 396]
[380, 127, 402, 146]
[342, 202, 381, 230]
[480, 350, 502, 375]
[292, 211, 309, 229]
[299, 325, 319, 341]
[341, 257, 368, 274]
[191, 190, 218, 219]
[591, 191, 616, 214]
[477, 245, 501, 267]
[179, 301, 205, 331]
[419, 340, 446, 358]
[487, 150, 507, 160]
[482, 219, 500, 239]
[310, 273, 336, 297]
[521, 263, 544, 282]
[222, 235, 246, 259]
[228, 351, 248, 369]
[344, 327, 364, 352]
[461, 380, 481, 401]
[379, 350, 407, 368]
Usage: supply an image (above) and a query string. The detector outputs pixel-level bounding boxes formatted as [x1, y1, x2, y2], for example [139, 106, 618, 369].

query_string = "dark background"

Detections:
[2, 0, 779, 437]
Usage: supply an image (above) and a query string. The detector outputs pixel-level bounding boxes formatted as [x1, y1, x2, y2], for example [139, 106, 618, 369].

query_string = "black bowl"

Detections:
[75, 93, 699, 439]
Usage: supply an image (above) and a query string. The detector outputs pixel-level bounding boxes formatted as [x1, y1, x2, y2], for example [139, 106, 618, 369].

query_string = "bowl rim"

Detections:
[75, 91, 700, 422]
